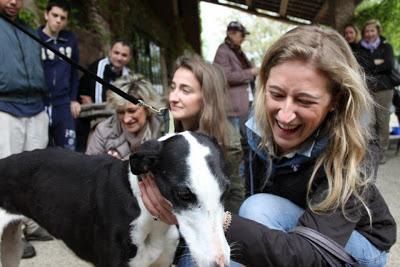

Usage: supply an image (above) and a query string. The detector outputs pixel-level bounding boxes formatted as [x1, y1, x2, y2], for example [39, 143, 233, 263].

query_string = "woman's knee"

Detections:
[345, 231, 388, 267]
[239, 193, 303, 231]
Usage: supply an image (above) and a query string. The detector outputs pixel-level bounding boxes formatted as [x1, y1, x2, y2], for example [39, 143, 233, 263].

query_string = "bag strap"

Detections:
[290, 226, 359, 266]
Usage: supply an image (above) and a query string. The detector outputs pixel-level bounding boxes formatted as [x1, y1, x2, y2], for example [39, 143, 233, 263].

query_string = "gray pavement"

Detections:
[18, 143, 400, 267]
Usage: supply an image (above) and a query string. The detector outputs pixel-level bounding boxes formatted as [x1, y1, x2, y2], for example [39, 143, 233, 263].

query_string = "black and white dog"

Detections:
[0, 132, 230, 267]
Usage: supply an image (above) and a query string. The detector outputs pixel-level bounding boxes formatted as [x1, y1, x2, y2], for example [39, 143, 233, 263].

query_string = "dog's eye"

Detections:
[220, 191, 227, 203]
[176, 187, 196, 202]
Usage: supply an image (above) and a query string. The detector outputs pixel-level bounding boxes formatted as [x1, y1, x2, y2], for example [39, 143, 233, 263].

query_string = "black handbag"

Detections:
[290, 226, 360, 267]
[390, 59, 400, 87]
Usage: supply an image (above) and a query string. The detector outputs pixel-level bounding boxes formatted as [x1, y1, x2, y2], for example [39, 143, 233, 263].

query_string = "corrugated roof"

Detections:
[201, 0, 344, 26]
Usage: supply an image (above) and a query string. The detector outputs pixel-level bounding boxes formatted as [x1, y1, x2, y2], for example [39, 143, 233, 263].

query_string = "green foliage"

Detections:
[355, 0, 400, 55]
[37, 0, 48, 11]
[19, 9, 37, 28]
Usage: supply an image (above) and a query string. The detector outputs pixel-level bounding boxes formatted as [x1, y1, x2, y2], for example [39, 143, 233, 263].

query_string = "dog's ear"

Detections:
[129, 139, 162, 175]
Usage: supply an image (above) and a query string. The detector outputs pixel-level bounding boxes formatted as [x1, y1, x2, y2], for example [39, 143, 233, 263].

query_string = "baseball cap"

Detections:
[227, 21, 250, 35]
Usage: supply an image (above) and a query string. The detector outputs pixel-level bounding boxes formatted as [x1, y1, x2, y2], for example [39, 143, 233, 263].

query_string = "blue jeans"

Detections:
[178, 193, 388, 267]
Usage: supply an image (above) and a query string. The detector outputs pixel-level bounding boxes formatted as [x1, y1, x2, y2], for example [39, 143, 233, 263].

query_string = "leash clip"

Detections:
[137, 101, 175, 134]
[137, 100, 164, 114]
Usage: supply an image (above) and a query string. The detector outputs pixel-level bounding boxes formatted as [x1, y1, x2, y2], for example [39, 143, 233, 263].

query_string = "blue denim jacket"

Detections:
[0, 17, 47, 104]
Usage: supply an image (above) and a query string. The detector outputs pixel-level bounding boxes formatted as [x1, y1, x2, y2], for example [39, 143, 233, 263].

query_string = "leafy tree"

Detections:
[201, 3, 292, 66]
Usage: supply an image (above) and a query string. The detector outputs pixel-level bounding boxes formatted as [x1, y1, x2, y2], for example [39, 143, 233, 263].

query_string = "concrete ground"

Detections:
[18, 141, 400, 267]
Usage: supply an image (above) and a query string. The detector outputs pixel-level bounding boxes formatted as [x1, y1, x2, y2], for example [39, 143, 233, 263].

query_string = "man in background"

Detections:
[0, 0, 51, 261]
[214, 21, 259, 132]
[37, 0, 80, 150]
[76, 40, 132, 151]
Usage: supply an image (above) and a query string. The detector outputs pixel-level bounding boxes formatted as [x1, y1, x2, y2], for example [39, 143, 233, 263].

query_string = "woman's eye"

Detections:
[181, 87, 191, 94]
[270, 92, 284, 99]
[298, 99, 315, 106]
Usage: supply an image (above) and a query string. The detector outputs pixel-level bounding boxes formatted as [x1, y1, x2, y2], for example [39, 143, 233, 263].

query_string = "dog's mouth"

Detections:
[175, 208, 230, 267]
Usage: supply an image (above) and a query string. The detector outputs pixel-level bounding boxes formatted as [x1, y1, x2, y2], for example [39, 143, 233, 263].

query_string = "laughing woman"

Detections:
[140, 26, 396, 267]
[231, 26, 396, 266]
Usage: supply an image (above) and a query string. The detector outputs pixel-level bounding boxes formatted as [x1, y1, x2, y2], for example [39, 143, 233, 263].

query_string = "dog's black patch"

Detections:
[0, 132, 230, 266]
[0, 149, 138, 266]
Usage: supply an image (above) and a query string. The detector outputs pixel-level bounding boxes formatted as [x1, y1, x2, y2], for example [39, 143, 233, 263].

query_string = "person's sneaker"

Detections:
[24, 226, 53, 241]
[22, 238, 36, 259]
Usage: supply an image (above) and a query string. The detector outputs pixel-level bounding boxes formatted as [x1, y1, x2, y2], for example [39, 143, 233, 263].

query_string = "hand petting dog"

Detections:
[139, 174, 178, 225]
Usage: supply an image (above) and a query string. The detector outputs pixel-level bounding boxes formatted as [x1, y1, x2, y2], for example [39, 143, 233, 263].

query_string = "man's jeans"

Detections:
[178, 193, 388, 267]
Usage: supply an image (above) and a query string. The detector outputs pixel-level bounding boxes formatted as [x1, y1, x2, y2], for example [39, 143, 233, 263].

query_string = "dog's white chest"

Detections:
[127, 173, 179, 267]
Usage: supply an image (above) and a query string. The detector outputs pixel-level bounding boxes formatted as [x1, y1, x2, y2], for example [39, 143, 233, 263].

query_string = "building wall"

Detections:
[22, 0, 201, 90]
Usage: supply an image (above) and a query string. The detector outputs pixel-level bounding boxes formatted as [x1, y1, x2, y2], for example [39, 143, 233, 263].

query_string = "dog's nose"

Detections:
[212, 257, 228, 267]
[212, 262, 228, 267]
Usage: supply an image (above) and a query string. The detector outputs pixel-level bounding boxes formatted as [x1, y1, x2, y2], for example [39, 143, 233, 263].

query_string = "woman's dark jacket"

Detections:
[226, 118, 397, 267]
[355, 37, 395, 91]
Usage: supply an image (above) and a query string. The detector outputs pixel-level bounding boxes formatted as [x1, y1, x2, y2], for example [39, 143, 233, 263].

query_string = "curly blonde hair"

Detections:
[254, 26, 374, 214]
[106, 74, 164, 114]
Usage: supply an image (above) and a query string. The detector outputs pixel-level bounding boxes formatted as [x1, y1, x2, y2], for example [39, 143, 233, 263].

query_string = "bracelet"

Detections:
[223, 211, 232, 232]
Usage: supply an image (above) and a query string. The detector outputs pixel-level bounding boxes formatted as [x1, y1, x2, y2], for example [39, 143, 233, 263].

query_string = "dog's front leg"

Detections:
[1, 220, 23, 267]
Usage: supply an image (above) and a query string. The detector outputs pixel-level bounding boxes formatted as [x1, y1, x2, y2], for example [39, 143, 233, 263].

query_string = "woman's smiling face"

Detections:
[169, 67, 203, 130]
[265, 60, 333, 154]
[116, 103, 148, 135]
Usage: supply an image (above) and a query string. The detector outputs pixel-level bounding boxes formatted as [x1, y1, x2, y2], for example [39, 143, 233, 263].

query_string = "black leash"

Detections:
[1, 13, 174, 133]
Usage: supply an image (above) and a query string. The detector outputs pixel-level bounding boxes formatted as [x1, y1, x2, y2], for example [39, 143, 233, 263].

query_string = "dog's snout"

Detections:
[213, 254, 228, 267]
[212, 261, 228, 267]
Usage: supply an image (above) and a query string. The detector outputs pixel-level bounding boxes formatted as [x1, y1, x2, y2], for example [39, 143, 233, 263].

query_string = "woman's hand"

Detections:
[139, 174, 178, 225]
[107, 149, 122, 159]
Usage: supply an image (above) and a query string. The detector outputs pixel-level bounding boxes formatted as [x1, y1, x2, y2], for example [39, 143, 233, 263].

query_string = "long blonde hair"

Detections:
[254, 26, 374, 213]
[171, 54, 229, 151]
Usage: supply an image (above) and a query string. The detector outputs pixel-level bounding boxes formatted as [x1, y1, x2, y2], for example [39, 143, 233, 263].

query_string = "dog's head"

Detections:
[130, 131, 230, 267]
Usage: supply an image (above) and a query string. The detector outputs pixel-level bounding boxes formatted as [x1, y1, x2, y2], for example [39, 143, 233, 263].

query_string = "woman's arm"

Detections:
[226, 207, 358, 267]
[86, 126, 107, 155]
[374, 43, 394, 75]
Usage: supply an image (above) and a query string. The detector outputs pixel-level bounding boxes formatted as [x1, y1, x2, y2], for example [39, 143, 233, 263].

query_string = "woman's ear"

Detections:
[145, 108, 151, 117]
[129, 140, 162, 174]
